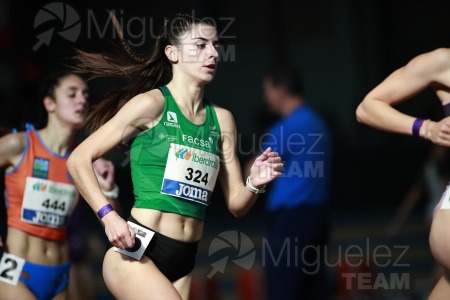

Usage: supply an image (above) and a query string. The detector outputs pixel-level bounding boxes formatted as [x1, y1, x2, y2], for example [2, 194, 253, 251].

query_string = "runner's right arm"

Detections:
[67, 91, 164, 249]
[356, 48, 450, 145]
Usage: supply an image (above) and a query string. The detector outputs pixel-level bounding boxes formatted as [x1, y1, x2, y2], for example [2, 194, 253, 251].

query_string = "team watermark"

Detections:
[120, 132, 327, 179]
[118, 117, 328, 179]
[208, 231, 411, 290]
[32, 2, 236, 61]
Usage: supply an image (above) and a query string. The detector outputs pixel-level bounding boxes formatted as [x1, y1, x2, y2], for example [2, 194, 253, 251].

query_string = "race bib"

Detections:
[21, 177, 78, 228]
[0, 253, 25, 286]
[161, 143, 220, 205]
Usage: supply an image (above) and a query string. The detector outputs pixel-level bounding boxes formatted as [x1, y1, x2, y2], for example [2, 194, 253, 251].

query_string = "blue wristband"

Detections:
[97, 204, 114, 219]
[412, 118, 424, 137]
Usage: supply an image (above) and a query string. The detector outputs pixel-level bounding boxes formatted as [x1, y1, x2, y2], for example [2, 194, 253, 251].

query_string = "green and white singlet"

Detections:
[130, 86, 221, 220]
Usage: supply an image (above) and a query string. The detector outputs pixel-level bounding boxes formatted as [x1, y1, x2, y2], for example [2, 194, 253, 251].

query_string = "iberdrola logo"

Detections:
[175, 148, 192, 160]
[32, 182, 47, 191]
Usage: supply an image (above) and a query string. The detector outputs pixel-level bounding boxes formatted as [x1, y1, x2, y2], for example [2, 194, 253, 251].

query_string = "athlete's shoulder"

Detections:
[0, 132, 27, 151]
[120, 89, 165, 119]
[130, 89, 164, 108]
[211, 105, 233, 120]
[211, 105, 235, 131]
[0, 132, 27, 167]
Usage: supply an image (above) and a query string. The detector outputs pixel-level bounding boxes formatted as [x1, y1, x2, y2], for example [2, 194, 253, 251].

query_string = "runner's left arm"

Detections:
[216, 108, 283, 218]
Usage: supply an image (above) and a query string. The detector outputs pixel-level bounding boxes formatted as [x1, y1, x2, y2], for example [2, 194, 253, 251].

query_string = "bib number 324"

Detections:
[161, 143, 220, 205]
[185, 168, 209, 185]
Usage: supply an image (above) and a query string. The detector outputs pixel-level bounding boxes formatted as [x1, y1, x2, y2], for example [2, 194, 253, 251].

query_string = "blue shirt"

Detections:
[262, 105, 332, 212]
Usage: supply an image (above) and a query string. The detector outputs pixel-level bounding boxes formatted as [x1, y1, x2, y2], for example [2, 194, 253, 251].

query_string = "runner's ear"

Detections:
[43, 96, 56, 113]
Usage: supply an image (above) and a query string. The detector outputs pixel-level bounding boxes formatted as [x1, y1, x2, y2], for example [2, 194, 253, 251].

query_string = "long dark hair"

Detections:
[70, 12, 215, 133]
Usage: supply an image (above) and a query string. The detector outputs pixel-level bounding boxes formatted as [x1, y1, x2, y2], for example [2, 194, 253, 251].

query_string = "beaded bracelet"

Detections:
[245, 176, 266, 194]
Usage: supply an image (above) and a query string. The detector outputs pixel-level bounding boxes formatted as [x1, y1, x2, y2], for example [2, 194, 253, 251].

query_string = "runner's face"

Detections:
[52, 75, 89, 127]
[176, 24, 219, 84]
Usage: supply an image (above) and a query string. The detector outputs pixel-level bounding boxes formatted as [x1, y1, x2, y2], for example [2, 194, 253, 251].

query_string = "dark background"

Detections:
[2, 0, 449, 211]
[1, 0, 450, 298]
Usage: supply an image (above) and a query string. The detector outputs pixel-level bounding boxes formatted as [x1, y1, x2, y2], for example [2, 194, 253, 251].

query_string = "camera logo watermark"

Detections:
[207, 230, 256, 278]
[208, 232, 411, 290]
[33, 2, 81, 51]
[32, 4, 236, 62]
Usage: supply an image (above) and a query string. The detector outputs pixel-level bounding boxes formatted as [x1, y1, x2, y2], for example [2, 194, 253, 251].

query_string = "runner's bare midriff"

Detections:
[131, 207, 204, 242]
[5, 227, 68, 265]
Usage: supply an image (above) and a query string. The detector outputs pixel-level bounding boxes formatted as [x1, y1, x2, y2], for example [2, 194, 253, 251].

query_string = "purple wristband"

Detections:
[412, 118, 424, 137]
[97, 204, 114, 219]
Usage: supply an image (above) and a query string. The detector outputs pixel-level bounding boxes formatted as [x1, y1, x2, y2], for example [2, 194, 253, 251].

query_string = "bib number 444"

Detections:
[42, 199, 66, 212]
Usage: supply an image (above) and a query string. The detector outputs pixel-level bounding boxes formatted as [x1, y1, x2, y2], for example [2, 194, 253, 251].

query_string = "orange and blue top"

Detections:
[4, 125, 78, 241]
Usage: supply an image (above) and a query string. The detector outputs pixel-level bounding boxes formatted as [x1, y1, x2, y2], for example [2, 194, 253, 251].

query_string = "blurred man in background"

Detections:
[261, 68, 332, 300]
